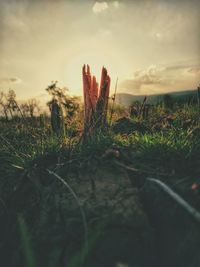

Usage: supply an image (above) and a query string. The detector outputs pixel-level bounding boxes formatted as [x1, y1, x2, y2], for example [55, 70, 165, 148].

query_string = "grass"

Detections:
[0, 103, 200, 266]
[18, 214, 36, 267]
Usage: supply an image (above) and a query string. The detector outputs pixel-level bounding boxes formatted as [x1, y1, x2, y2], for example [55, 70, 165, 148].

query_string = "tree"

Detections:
[0, 92, 9, 120]
[20, 102, 30, 117]
[6, 89, 24, 118]
[27, 99, 40, 117]
[46, 81, 80, 134]
[20, 99, 40, 118]
[6, 89, 17, 118]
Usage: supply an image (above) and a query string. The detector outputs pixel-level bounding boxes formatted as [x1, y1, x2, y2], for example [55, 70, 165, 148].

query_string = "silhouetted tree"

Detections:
[6, 89, 24, 118]
[46, 81, 79, 134]
[27, 99, 40, 117]
[0, 92, 9, 120]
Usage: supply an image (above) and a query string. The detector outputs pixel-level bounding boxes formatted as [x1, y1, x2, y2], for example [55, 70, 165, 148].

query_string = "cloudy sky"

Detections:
[0, 0, 200, 100]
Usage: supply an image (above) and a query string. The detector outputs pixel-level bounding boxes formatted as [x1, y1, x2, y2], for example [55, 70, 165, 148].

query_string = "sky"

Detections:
[0, 0, 200, 101]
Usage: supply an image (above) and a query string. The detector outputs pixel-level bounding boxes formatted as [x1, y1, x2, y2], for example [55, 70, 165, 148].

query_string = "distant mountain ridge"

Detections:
[115, 89, 197, 106]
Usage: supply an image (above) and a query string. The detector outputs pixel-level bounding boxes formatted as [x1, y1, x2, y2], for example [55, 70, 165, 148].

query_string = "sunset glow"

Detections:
[0, 0, 199, 100]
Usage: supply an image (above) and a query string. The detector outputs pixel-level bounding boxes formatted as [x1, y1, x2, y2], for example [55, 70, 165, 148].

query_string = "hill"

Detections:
[115, 89, 197, 106]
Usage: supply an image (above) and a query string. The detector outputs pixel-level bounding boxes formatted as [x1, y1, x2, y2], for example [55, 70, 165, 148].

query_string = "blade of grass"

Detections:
[46, 169, 88, 258]
[18, 214, 36, 267]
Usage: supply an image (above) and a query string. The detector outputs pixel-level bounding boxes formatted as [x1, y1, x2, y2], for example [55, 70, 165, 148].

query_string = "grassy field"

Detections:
[0, 101, 200, 267]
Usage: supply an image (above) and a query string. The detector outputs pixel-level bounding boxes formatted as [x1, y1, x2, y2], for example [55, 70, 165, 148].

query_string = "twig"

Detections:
[109, 77, 118, 125]
[113, 160, 174, 177]
[146, 178, 200, 224]
[46, 169, 88, 256]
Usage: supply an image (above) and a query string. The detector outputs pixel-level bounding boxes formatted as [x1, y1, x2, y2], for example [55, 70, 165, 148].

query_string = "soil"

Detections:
[1, 152, 200, 267]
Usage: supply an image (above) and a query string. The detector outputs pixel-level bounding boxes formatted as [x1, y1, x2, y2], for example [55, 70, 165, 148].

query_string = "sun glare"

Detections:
[65, 52, 122, 95]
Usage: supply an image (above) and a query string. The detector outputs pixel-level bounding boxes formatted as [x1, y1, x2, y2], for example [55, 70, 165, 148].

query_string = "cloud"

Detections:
[120, 62, 200, 94]
[187, 67, 200, 75]
[0, 77, 22, 84]
[3, 15, 27, 32]
[113, 1, 119, 8]
[92, 1, 120, 14]
[134, 65, 162, 84]
[92, 2, 109, 14]
[120, 65, 163, 92]
[164, 64, 200, 77]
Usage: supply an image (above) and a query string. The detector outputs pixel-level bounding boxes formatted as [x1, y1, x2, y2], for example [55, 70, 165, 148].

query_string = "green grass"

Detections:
[18, 214, 36, 267]
[0, 103, 200, 266]
[1, 104, 200, 180]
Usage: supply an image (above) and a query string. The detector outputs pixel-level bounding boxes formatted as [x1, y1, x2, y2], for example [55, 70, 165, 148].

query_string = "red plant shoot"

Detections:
[82, 65, 111, 136]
